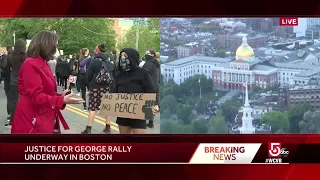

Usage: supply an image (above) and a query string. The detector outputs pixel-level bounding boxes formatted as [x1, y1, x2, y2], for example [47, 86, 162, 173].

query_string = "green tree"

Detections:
[160, 95, 178, 113]
[0, 18, 116, 55]
[299, 110, 320, 133]
[215, 50, 226, 58]
[219, 99, 242, 123]
[118, 18, 160, 56]
[191, 18, 206, 25]
[192, 119, 208, 133]
[176, 104, 193, 125]
[160, 74, 164, 86]
[160, 109, 172, 120]
[160, 121, 193, 134]
[261, 111, 290, 133]
[208, 111, 228, 134]
[288, 104, 311, 133]
[195, 98, 207, 115]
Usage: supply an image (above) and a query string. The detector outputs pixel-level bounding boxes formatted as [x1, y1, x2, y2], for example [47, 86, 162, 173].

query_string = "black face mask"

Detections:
[120, 57, 131, 72]
[145, 54, 154, 60]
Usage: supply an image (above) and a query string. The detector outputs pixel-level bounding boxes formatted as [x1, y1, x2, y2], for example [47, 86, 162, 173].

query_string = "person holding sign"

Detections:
[113, 48, 158, 134]
[11, 31, 85, 134]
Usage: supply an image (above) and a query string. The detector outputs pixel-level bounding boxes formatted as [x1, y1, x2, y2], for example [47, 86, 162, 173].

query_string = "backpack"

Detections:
[0, 54, 7, 71]
[95, 58, 115, 86]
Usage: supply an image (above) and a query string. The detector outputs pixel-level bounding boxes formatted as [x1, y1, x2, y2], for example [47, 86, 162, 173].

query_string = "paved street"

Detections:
[0, 84, 160, 134]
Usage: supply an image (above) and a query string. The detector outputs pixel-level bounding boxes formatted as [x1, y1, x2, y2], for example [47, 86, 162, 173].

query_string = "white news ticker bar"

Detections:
[0, 162, 290, 165]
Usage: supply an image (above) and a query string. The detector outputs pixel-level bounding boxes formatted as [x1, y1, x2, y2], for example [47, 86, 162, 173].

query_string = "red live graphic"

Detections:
[280, 18, 298, 26]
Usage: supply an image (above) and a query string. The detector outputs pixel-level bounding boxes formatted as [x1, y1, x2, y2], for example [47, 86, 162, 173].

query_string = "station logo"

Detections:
[266, 142, 289, 163]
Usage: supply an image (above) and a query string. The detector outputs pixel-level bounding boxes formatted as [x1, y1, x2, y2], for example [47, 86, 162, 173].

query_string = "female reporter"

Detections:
[11, 30, 84, 134]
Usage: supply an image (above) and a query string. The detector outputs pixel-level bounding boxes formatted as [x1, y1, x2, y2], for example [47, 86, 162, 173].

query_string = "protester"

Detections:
[114, 48, 158, 134]
[142, 50, 160, 128]
[110, 49, 118, 69]
[1, 46, 13, 125]
[68, 54, 79, 92]
[77, 48, 91, 110]
[59, 57, 70, 90]
[11, 30, 84, 134]
[82, 44, 115, 134]
[47, 58, 57, 77]
[7, 39, 28, 126]
[74, 54, 81, 94]
[55, 56, 63, 86]
[69, 53, 76, 73]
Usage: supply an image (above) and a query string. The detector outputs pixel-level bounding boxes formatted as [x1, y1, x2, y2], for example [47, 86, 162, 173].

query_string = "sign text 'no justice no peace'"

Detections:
[99, 93, 156, 120]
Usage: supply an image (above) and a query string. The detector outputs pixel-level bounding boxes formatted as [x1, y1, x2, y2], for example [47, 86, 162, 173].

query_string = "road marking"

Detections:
[66, 105, 118, 127]
[65, 106, 119, 132]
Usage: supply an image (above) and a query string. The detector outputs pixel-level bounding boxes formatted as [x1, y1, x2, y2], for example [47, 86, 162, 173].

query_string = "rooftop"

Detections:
[163, 55, 232, 66]
[289, 85, 320, 90]
[250, 64, 277, 71]
[295, 69, 320, 77]
[272, 43, 320, 63]
[274, 62, 315, 70]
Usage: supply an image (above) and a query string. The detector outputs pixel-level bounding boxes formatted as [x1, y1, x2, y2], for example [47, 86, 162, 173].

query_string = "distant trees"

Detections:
[288, 104, 311, 133]
[160, 74, 215, 134]
[192, 119, 209, 133]
[208, 111, 228, 134]
[191, 18, 206, 25]
[299, 110, 320, 133]
[176, 104, 193, 125]
[261, 111, 290, 133]
[215, 50, 227, 58]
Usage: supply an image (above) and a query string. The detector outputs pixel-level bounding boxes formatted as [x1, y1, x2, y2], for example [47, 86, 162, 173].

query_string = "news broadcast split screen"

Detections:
[1, 17, 319, 135]
[0, 18, 160, 134]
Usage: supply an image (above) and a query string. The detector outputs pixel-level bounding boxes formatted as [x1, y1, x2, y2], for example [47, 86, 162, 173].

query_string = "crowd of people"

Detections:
[204, 101, 218, 120]
[0, 30, 160, 134]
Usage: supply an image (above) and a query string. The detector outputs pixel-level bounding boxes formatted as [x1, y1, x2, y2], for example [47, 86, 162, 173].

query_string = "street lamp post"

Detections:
[199, 78, 202, 99]
[13, 31, 15, 45]
[135, 29, 139, 50]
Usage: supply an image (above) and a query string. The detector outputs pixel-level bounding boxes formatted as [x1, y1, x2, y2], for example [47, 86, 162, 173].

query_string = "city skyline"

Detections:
[160, 18, 320, 134]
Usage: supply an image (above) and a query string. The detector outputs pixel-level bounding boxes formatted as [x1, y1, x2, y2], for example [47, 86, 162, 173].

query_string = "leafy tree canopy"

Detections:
[261, 111, 290, 133]
[208, 111, 228, 134]
[118, 18, 160, 57]
[0, 18, 116, 55]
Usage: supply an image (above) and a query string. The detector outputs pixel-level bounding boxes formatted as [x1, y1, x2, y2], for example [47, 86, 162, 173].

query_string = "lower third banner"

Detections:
[0, 143, 318, 164]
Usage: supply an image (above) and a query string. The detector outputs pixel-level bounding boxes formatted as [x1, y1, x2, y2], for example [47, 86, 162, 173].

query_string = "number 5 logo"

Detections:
[268, 143, 282, 157]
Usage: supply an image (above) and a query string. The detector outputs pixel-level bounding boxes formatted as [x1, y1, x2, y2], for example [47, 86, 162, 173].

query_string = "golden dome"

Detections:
[236, 36, 254, 58]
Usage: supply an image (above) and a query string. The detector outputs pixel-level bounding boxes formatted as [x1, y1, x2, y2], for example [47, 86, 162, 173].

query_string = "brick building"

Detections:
[216, 32, 267, 51]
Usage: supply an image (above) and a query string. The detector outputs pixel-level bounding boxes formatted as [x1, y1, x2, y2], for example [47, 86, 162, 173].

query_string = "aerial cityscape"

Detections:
[160, 18, 320, 134]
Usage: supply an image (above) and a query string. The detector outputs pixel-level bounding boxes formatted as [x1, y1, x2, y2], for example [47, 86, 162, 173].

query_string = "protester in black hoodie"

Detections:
[114, 48, 158, 134]
[142, 50, 160, 128]
[59, 57, 71, 90]
[81, 44, 115, 134]
[55, 57, 63, 86]
[2, 46, 13, 122]
[7, 39, 27, 126]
